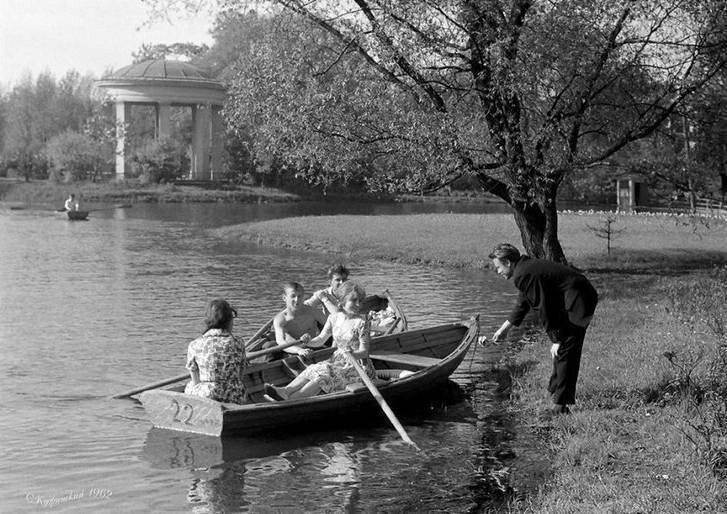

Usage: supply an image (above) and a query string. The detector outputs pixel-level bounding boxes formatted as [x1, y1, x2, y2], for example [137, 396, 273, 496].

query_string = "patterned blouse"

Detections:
[297, 312, 375, 393]
[184, 328, 248, 404]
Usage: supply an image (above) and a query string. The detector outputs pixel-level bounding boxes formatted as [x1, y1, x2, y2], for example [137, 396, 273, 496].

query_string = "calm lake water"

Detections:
[0, 200, 521, 513]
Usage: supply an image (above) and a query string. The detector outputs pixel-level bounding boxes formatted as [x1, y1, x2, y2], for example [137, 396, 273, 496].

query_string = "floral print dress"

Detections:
[184, 328, 248, 403]
[297, 312, 375, 393]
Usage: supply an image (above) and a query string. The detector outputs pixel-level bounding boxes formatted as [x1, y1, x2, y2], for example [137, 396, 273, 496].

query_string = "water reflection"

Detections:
[140, 379, 497, 512]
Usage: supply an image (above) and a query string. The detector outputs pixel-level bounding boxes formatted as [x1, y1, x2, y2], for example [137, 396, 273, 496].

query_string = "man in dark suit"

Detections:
[489, 243, 598, 414]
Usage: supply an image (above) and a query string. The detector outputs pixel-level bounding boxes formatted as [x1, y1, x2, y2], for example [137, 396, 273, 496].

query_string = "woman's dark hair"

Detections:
[204, 298, 237, 331]
[327, 263, 350, 279]
[488, 243, 521, 262]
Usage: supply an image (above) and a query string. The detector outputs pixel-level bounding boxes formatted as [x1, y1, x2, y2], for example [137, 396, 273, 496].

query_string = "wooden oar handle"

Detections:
[112, 374, 189, 399]
[244, 318, 275, 350]
[344, 351, 419, 449]
[246, 338, 309, 359]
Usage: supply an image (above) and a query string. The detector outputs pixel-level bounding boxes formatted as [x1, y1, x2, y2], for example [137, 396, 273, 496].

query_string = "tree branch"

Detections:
[352, 0, 448, 111]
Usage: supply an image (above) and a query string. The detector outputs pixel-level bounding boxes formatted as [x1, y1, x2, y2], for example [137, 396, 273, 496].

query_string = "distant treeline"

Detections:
[1, 6, 726, 210]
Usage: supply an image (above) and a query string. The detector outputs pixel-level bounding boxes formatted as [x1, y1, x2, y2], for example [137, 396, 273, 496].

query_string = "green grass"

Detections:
[218, 211, 727, 270]
[506, 274, 727, 512]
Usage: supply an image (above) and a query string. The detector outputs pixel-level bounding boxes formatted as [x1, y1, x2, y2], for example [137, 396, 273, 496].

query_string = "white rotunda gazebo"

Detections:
[95, 59, 226, 180]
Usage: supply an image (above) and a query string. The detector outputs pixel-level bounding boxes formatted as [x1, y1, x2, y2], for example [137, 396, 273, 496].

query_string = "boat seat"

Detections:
[369, 352, 441, 369]
[281, 358, 301, 378]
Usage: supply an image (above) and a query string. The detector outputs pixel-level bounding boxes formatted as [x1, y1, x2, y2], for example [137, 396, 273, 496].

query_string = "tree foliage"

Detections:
[132, 42, 210, 63]
[45, 130, 107, 182]
[147, 0, 727, 261]
[1, 70, 100, 180]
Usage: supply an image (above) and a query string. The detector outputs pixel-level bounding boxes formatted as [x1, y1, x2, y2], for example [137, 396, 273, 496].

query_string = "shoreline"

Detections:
[0, 178, 301, 206]
[213, 212, 727, 510]
[0, 177, 509, 208]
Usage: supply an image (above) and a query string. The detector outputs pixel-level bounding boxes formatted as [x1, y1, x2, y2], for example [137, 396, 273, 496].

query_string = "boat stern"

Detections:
[139, 390, 226, 437]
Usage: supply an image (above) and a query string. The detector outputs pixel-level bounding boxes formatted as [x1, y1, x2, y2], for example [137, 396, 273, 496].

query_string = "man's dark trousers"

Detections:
[548, 321, 588, 405]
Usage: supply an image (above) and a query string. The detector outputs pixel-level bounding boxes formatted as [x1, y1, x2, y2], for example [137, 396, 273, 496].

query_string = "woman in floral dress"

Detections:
[264, 281, 375, 401]
[184, 298, 248, 404]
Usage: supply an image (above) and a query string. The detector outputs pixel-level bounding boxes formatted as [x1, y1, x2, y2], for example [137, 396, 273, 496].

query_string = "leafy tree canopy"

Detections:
[145, 0, 727, 261]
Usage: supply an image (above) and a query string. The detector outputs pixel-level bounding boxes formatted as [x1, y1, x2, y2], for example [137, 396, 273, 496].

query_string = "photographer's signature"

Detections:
[26, 488, 111, 508]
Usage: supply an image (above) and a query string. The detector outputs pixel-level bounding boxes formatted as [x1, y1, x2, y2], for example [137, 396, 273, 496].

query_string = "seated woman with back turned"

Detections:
[185, 298, 248, 404]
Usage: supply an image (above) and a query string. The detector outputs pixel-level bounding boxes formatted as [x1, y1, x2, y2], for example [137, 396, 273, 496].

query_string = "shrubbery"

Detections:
[665, 267, 727, 476]
[45, 130, 109, 182]
[129, 137, 187, 184]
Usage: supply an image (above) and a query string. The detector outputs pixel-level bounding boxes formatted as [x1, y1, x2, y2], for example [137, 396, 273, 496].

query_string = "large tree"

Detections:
[149, 0, 727, 261]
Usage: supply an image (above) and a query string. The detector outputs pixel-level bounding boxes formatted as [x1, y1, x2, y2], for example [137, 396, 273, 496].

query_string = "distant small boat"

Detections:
[66, 210, 89, 221]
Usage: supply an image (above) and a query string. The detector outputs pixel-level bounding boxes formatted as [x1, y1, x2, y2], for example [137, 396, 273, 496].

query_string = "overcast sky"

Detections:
[0, 0, 215, 89]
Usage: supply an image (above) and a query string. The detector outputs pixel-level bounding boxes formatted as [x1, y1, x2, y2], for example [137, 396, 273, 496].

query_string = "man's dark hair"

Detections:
[488, 243, 521, 262]
[327, 263, 350, 278]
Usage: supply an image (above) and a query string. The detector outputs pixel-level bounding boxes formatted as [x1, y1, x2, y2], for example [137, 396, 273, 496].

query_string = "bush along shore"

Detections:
[217, 211, 727, 511]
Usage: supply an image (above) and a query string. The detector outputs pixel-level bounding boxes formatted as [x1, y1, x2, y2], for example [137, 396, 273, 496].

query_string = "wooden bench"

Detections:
[369, 352, 441, 369]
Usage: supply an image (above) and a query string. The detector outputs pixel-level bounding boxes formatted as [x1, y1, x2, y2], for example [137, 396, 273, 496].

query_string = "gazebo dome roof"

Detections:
[106, 59, 216, 82]
[95, 59, 225, 105]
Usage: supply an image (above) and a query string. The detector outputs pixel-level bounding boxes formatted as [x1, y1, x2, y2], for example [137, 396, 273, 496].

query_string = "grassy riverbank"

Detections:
[219, 211, 727, 511]
[505, 270, 727, 512]
[217, 211, 727, 270]
[0, 178, 299, 206]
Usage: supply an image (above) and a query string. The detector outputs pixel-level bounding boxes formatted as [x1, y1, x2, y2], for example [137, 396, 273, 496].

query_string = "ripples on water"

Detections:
[0, 201, 520, 512]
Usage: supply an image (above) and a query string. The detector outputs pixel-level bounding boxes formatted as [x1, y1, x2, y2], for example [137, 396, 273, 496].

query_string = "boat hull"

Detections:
[66, 210, 89, 220]
[140, 318, 478, 436]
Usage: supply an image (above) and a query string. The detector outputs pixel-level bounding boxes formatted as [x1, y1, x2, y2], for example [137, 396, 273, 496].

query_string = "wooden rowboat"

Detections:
[66, 210, 89, 221]
[139, 317, 478, 437]
[244, 289, 408, 359]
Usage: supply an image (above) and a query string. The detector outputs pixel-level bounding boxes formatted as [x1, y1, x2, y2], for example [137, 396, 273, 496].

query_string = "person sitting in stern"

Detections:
[184, 298, 248, 404]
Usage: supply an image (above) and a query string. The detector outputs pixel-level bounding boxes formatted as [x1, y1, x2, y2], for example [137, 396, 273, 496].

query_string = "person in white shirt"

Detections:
[64, 194, 79, 211]
[304, 263, 350, 315]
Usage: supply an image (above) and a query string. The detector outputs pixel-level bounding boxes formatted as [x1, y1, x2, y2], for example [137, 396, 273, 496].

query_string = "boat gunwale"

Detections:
[153, 317, 477, 414]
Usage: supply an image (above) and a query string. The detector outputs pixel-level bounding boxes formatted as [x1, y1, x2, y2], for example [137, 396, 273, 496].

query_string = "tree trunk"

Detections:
[510, 198, 567, 264]
[511, 201, 546, 259]
[542, 197, 567, 263]
[475, 171, 567, 263]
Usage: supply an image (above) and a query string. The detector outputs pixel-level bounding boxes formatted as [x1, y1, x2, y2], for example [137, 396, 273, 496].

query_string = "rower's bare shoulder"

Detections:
[273, 311, 288, 326]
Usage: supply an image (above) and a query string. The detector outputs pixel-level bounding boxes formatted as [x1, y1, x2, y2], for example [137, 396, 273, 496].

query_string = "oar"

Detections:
[344, 350, 419, 449]
[112, 335, 301, 399]
[88, 204, 133, 212]
[244, 317, 275, 351]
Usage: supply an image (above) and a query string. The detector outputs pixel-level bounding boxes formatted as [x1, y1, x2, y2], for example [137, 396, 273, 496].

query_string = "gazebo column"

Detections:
[114, 101, 131, 179]
[628, 179, 635, 211]
[156, 102, 171, 139]
[191, 104, 211, 180]
[210, 106, 223, 180]
[616, 179, 622, 211]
